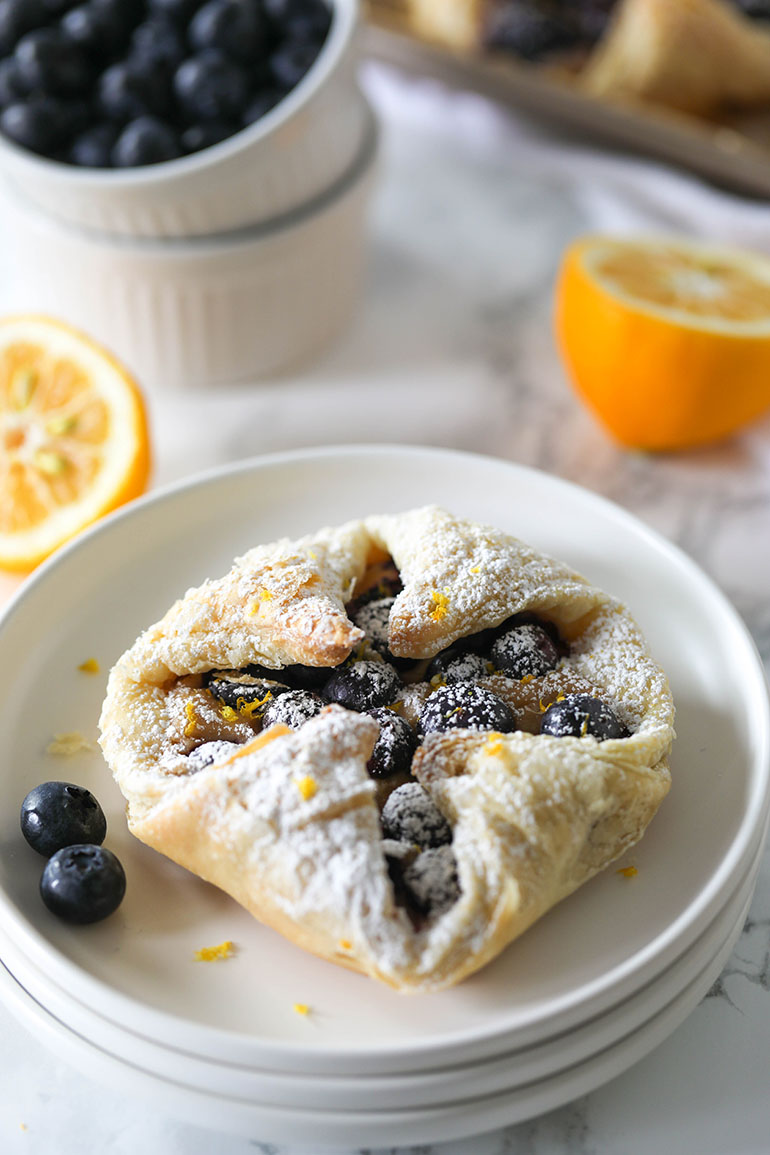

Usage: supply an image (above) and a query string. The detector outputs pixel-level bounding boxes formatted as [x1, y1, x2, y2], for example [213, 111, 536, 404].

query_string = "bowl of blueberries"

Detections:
[0, 0, 370, 237]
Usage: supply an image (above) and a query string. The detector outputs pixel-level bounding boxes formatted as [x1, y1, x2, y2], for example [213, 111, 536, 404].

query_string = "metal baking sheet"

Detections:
[363, 5, 770, 199]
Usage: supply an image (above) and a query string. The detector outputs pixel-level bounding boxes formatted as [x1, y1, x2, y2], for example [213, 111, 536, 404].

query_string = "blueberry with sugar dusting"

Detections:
[418, 682, 518, 737]
[540, 694, 627, 741]
[21, 781, 107, 858]
[427, 648, 489, 684]
[40, 844, 125, 923]
[322, 659, 401, 713]
[366, 708, 416, 779]
[402, 845, 460, 918]
[187, 739, 241, 771]
[491, 622, 559, 680]
[381, 782, 451, 848]
[206, 670, 292, 714]
[350, 596, 393, 658]
[262, 689, 323, 730]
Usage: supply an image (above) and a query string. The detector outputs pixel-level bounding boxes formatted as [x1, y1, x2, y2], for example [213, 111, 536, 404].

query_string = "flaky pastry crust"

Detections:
[99, 506, 674, 993]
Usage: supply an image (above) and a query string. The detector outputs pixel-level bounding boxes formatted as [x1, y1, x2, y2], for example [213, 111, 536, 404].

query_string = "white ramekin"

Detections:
[3, 109, 378, 389]
[0, 0, 367, 238]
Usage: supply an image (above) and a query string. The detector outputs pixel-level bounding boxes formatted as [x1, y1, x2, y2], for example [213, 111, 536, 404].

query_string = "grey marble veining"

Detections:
[2, 63, 770, 1155]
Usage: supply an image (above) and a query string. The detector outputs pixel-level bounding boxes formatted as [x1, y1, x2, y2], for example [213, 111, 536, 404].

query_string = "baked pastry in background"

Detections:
[99, 507, 674, 993]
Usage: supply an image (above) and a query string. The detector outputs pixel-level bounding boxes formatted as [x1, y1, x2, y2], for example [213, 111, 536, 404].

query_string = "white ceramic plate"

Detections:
[0, 836, 760, 1113]
[0, 890, 749, 1146]
[0, 446, 767, 1076]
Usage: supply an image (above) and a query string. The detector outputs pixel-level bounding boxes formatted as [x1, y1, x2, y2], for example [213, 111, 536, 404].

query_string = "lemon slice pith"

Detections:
[0, 316, 151, 571]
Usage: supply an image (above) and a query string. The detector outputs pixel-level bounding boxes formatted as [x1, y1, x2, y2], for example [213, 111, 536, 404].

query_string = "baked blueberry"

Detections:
[112, 115, 181, 165]
[189, 0, 265, 62]
[206, 671, 292, 713]
[40, 844, 125, 923]
[281, 663, 332, 691]
[20, 781, 107, 858]
[322, 659, 401, 712]
[173, 50, 250, 121]
[0, 0, 47, 57]
[187, 739, 240, 771]
[69, 119, 117, 165]
[540, 694, 627, 740]
[350, 596, 393, 657]
[15, 28, 92, 95]
[426, 647, 488, 684]
[366, 708, 416, 779]
[418, 682, 518, 736]
[381, 782, 451, 847]
[0, 98, 62, 153]
[491, 622, 559, 679]
[401, 845, 460, 918]
[262, 689, 323, 730]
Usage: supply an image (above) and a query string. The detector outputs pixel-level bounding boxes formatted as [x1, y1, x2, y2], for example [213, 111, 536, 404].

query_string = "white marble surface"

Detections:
[3, 62, 770, 1154]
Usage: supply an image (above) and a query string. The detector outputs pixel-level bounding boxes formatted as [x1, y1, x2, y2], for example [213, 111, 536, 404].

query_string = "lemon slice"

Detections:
[554, 235, 770, 450]
[0, 316, 151, 571]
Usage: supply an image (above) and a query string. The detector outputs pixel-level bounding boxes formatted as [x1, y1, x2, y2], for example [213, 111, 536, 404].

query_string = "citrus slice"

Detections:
[554, 235, 770, 450]
[0, 316, 151, 571]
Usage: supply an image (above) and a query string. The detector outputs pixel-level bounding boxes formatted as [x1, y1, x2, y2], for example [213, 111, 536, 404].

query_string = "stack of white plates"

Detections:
[0, 447, 768, 1148]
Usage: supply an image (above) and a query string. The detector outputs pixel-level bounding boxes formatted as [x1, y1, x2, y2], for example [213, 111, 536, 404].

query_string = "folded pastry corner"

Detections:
[99, 506, 674, 993]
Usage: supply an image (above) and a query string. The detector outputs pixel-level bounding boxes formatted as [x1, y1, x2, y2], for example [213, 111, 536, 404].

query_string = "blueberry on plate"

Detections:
[280, 663, 332, 691]
[20, 781, 107, 858]
[401, 844, 460, 918]
[426, 647, 488, 684]
[15, 28, 92, 95]
[69, 119, 118, 165]
[540, 694, 627, 741]
[174, 50, 250, 121]
[491, 622, 559, 680]
[261, 689, 324, 730]
[381, 781, 451, 847]
[188, 0, 265, 63]
[366, 708, 416, 779]
[350, 596, 394, 658]
[40, 844, 125, 923]
[0, 0, 47, 58]
[112, 115, 181, 166]
[322, 659, 402, 713]
[418, 682, 518, 737]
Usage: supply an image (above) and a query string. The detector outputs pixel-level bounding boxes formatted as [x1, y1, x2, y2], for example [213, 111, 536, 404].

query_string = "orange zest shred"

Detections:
[78, 657, 100, 674]
[293, 1002, 311, 1016]
[617, 865, 638, 879]
[429, 588, 450, 623]
[194, 940, 235, 962]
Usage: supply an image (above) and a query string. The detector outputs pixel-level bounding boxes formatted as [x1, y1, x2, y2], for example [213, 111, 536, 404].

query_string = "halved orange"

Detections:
[554, 235, 770, 450]
[0, 316, 151, 572]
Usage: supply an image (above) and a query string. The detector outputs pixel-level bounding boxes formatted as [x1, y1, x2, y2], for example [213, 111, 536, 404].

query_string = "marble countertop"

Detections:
[3, 63, 770, 1155]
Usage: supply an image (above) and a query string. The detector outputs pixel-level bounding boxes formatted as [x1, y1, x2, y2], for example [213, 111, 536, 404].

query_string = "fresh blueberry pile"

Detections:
[0, 0, 332, 166]
[20, 780, 126, 923]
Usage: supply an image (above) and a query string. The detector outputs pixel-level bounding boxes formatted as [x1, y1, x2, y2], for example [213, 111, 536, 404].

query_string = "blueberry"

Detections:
[40, 844, 125, 923]
[366, 708, 416, 779]
[131, 17, 186, 72]
[0, 57, 27, 107]
[540, 694, 627, 741]
[173, 50, 250, 121]
[206, 670, 293, 714]
[322, 659, 401, 713]
[180, 117, 236, 152]
[69, 119, 117, 165]
[91, 0, 145, 27]
[188, 0, 265, 63]
[350, 596, 394, 659]
[20, 781, 107, 858]
[401, 845, 459, 917]
[147, 0, 203, 21]
[241, 87, 282, 126]
[280, 663, 331, 691]
[112, 115, 182, 166]
[97, 58, 173, 121]
[0, 0, 47, 57]
[261, 689, 323, 730]
[418, 682, 518, 737]
[381, 782, 451, 847]
[15, 28, 92, 95]
[483, 2, 578, 60]
[187, 739, 241, 770]
[491, 623, 559, 680]
[0, 98, 62, 154]
[268, 39, 319, 90]
[426, 647, 489, 684]
[43, 0, 81, 13]
[60, 4, 129, 59]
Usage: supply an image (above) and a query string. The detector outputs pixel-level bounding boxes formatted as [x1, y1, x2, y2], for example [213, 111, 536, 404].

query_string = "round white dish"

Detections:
[0, 446, 767, 1076]
[0, 837, 760, 1113]
[0, 0, 367, 238]
[3, 109, 378, 391]
[0, 891, 749, 1146]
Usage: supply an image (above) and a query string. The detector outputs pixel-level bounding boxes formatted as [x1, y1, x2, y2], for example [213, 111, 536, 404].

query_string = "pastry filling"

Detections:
[171, 555, 629, 925]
